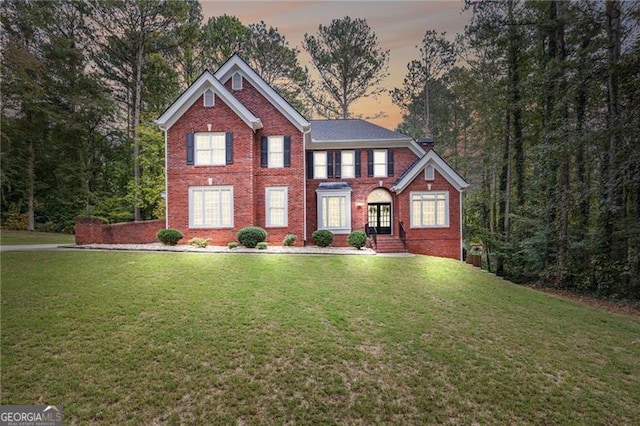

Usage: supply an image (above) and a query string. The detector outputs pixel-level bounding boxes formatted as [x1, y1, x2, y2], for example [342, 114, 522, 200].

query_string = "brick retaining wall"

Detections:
[74, 217, 165, 245]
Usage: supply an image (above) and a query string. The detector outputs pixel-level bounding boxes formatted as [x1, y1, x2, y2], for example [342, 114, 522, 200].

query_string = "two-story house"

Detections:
[156, 55, 468, 259]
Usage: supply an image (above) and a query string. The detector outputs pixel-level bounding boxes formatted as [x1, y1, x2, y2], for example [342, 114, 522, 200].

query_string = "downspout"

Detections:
[302, 126, 311, 244]
[163, 126, 169, 229]
[459, 189, 464, 262]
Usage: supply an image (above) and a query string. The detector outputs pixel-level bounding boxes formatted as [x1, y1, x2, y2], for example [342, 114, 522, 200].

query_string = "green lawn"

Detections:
[1, 252, 639, 424]
[0, 229, 75, 245]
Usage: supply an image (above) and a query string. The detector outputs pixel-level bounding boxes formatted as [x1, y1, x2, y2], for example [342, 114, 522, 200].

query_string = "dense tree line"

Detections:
[392, 0, 639, 299]
[2, 1, 638, 298]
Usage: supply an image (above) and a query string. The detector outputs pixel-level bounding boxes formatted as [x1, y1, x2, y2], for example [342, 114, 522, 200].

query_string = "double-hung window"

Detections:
[190, 186, 233, 228]
[265, 187, 288, 227]
[341, 150, 355, 178]
[313, 151, 327, 179]
[267, 136, 284, 168]
[373, 150, 387, 177]
[195, 132, 226, 165]
[410, 191, 449, 227]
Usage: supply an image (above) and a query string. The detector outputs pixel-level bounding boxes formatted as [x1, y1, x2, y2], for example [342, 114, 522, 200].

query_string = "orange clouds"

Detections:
[200, 0, 470, 129]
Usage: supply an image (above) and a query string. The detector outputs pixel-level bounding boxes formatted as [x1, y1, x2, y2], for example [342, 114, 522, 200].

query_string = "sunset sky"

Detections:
[200, 0, 470, 130]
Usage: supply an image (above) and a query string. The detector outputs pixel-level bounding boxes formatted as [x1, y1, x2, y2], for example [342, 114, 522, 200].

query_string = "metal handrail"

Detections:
[365, 223, 377, 248]
[399, 221, 407, 249]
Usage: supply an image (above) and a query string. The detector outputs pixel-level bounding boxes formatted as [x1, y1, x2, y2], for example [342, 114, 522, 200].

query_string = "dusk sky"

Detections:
[200, 0, 470, 130]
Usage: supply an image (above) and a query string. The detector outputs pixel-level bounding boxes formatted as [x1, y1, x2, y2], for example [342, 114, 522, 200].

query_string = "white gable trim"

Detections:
[156, 71, 263, 131]
[215, 54, 310, 133]
[391, 150, 469, 193]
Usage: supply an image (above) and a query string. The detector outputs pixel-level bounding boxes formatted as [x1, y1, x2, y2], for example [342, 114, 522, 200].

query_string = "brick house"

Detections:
[156, 55, 468, 259]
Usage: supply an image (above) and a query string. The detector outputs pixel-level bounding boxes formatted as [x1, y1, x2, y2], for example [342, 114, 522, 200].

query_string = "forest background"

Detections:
[1, 0, 638, 299]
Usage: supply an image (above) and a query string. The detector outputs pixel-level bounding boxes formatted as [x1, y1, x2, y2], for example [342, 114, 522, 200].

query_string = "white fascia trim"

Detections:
[392, 150, 470, 194]
[309, 138, 423, 156]
[215, 55, 310, 132]
[156, 71, 263, 131]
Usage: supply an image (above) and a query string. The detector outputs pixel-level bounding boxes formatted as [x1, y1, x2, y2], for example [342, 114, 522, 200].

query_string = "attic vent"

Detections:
[203, 89, 214, 107]
[232, 72, 243, 90]
[425, 164, 435, 181]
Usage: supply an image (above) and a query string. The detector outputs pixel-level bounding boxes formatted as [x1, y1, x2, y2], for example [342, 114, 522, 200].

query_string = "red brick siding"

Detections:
[305, 147, 417, 242]
[166, 80, 304, 245]
[74, 217, 164, 244]
[395, 168, 462, 260]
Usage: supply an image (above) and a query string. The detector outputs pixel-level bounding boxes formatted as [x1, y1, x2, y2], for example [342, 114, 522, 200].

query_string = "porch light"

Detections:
[355, 201, 364, 208]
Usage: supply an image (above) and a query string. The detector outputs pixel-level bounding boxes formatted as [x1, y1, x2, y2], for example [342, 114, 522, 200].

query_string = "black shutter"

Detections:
[306, 151, 314, 179]
[260, 136, 268, 167]
[225, 132, 234, 164]
[284, 135, 291, 167]
[387, 149, 394, 176]
[327, 151, 334, 178]
[367, 149, 374, 177]
[335, 151, 342, 178]
[355, 150, 361, 177]
[186, 132, 194, 165]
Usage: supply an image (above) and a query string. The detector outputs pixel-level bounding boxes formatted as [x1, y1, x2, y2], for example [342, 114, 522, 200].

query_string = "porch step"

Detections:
[374, 235, 406, 253]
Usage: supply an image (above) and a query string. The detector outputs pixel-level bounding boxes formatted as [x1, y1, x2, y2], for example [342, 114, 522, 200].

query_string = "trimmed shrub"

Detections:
[228, 241, 239, 249]
[257, 242, 268, 250]
[188, 237, 210, 248]
[237, 226, 267, 248]
[348, 230, 367, 250]
[312, 229, 334, 247]
[156, 229, 183, 246]
[283, 233, 297, 247]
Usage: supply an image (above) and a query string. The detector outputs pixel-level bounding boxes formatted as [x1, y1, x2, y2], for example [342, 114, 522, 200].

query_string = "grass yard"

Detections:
[0, 229, 75, 245]
[1, 251, 639, 424]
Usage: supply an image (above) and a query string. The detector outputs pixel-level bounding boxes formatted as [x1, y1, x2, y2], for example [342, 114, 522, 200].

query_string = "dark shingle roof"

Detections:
[310, 119, 411, 142]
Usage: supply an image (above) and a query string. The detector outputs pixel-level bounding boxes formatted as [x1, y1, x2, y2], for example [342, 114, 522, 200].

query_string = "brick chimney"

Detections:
[417, 137, 435, 151]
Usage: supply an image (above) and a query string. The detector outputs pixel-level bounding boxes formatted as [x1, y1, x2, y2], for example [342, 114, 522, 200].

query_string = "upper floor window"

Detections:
[203, 89, 214, 107]
[341, 150, 355, 178]
[373, 150, 387, 177]
[261, 136, 291, 168]
[232, 72, 243, 90]
[195, 132, 226, 165]
[313, 151, 327, 179]
[367, 149, 394, 177]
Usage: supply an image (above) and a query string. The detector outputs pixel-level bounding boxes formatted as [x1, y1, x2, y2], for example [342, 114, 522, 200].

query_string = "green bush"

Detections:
[228, 241, 239, 249]
[188, 237, 210, 248]
[348, 230, 367, 250]
[283, 233, 297, 247]
[156, 229, 183, 246]
[312, 229, 334, 247]
[257, 242, 268, 250]
[237, 226, 267, 248]
[3, 205, 28, 230]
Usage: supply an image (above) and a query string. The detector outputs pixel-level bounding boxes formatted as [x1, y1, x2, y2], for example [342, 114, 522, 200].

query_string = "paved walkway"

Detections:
[0, 244, 63, 252]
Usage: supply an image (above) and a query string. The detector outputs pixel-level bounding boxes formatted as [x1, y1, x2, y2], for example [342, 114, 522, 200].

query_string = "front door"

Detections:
[368, 203, 391, 234]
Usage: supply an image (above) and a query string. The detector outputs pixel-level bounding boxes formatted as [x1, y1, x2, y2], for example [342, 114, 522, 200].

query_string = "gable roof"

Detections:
[156, 70, 262, 131]
[215, 54, 310, 132]
[309, 119, 425, 156]
[391, 149, 469, 193]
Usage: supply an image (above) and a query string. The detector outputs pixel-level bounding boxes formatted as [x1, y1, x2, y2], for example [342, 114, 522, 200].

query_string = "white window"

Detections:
[314, 151, 327, 179]
[232, 72, 243, 90]
[425, 164, 435, 181]
[341, 150, 355, 178]
[203, 89, 214, 107]
[268, 136, 284, 168]
[195, 132, 225, 165]
[266, 187, 288, 227]
[316, 187, 352, 234]
[373, 150, 387, 177]
[410, 191, 449, 228]
[190, 186, 233, 228]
